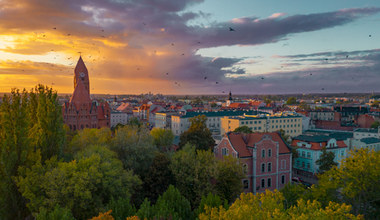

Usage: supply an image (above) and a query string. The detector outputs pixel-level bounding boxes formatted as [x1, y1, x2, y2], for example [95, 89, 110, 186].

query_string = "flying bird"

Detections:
[52, 27, 56, 30]
[67, 33, 71, 36]
[229, 27, 235, 31]
[166, 72, 169, 75]
[204, 77, 207, 80]
[369, 34, 372, 37]
[215, 82, 219, 84]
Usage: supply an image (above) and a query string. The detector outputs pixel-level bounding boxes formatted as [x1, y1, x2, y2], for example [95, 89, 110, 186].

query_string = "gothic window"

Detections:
[268, 162, 272, 172]
[268, 149, 272, 157]
[261, 163, 265, 173]
[261, 179, 265, 188]
[281, 175, 285, 184]
[262, 149, 265, 158]
[243, 180, 249, 189]
[268, 178, 272, 187]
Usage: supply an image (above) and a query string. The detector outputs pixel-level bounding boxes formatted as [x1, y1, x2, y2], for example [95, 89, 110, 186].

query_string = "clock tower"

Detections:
[74, 56, 90, 94]
[62, 56, 110, 131]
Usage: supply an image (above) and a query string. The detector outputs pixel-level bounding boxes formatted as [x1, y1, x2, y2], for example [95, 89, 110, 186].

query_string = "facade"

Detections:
[62, 57, 110, 130]
[292, 134, 348, 176]
[155, 112, 178, 129]
[215, 132, 292, 194]
[171, 110, 258, 136]
[309, 110, 335, 121]
[220, 112, 302, 137]
[110, 111, 129, 128]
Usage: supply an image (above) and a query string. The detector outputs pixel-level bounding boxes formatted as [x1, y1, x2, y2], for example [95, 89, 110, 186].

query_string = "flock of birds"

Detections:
[24, 24, 374, 93]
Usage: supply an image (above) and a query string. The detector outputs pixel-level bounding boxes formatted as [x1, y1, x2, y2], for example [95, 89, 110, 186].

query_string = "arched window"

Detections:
[261, 163, 265, 173]
[262, 149, 265, 158]
[268, 149, 272, 157]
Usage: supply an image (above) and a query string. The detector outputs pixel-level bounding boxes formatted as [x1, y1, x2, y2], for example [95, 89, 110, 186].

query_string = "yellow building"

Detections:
[221, 113, 303, 137]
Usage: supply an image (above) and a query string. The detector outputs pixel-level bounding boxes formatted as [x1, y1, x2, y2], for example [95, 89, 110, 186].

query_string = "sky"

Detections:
[0, 0, 380, 95]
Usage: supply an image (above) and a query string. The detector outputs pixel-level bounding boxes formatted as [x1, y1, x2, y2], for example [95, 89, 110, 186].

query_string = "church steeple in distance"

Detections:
[228, 90, 233, 101]
[74, 56, 90, 94]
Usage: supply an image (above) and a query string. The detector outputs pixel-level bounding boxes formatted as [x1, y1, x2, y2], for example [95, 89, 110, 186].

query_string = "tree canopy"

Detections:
[316, 147, 338, 173]
[233, 126, 253, 133]
[179, 115, 215, 151]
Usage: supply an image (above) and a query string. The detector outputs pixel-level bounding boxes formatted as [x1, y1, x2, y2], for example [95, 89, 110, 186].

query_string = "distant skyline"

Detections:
[1, 0, 380, 94]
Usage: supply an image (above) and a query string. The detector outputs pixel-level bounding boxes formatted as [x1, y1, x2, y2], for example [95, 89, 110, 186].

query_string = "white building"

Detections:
[110, 111, 129, 128]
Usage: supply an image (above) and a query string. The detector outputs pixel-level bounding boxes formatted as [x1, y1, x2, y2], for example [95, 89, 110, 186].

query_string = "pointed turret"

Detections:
[74, 56, 90, 94]
[228, 91, 233, 101]
[70, 78, 91, 110]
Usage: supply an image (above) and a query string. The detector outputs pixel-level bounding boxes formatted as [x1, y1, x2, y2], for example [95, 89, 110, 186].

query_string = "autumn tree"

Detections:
[16, 145, 141, 219]
[199, 190, 362, 220]
[150, 128, 174, 151]
[179, 115, 215, 151]
[316, 147, 338, 173]
[315, 149, 380, 218]
[106, 197, 136, 220]
[111, 125, 156, 177]
[195, 193, 228, 217]
[170, 144, 243, 208]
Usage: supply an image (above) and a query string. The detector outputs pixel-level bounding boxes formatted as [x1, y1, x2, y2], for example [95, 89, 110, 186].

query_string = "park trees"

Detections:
[150, 128, 174, 151]
[16, 145, 141, 219]
[315, 149, 380, 218]
[179, 115, 215, 151]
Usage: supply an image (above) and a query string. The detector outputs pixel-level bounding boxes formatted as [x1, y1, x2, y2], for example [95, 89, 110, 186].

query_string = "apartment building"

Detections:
[221, 113, 303, 137]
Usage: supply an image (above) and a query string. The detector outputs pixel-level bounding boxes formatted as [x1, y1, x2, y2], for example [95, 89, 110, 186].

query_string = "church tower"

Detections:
[74, 56, 90, 94]
[62, 57, 110, 131]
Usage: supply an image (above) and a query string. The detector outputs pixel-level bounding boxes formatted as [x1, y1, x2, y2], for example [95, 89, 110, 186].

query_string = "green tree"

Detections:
[28, 85, 65, 162]
[106, 197, 136, 220]
[315, 149, 380, 218]
[143, 152, 175, 203]
[370, 121, 380, 128]
[0, 89, 36, 219]
[195, 193, 228, 217]
[233, 126, 253, 133]
[111, 125, 156, 177]
[280, 183, 310, 209]
[36, 205, 75, 220]
[298, 101, 310, 110]
[316, 147, 338, 173]
[136, 198, 155, 220]
[215, 155, 244, 203]
[68, 127, 112, 158]
[150, 128, 174, 151]
[153, 185, 192, 220]
[16, 145, 141, 219]
[170, 144, 216, 207]
[179, 115, 215, 151]
[286, 97, 297, 105]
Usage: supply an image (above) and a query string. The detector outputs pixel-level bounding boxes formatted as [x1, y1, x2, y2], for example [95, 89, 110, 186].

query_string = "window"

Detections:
[302, 162, 305, 168]
[281, 160, 286, 169]
[243, 164, 248, 174]
[261, 163, 265, 173]
[268, 178, 272, 187]
[262, 149, 265, 158]
[307, 152, 311, 158]
[250, 121, 252, 124]
[268, 149, 272, 157]
[268, 162, 272, 172]
[222, 148, 229, 156]
[307, 163, 310, 169]
[254, 121, 257, 124]
[261, 179, 265, 188]
[281, 175, 285, 184]
[243, 180, 249, 189]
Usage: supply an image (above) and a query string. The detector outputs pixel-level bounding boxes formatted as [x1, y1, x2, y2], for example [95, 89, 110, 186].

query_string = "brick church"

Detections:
[62, 56, 110, 130]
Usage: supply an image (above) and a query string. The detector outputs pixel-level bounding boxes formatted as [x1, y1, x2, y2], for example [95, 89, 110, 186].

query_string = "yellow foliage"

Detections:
[90, 210, 114, 220]
[199, 190, 363, 220]
[126, 216, 140, 220]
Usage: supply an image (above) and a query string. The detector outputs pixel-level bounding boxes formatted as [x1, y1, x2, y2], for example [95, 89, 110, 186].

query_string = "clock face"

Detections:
[79, 72, 85, 78]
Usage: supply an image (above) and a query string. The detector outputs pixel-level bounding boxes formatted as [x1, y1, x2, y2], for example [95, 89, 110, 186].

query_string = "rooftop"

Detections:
[354, 128, 378, 133]
[360, 137, 380, 144]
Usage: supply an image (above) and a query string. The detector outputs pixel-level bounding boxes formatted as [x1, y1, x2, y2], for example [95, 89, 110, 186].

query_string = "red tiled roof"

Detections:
[227, 132, 291, 157]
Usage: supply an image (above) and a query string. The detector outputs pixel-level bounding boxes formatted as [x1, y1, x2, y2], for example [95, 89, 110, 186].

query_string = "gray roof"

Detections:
[354, 128, 378, 133]
[179, 110, 260, 118]
[360, 137, 380, 144]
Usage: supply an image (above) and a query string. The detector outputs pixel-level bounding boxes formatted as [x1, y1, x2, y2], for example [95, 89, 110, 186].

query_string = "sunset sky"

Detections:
[1, 0, 380, 95]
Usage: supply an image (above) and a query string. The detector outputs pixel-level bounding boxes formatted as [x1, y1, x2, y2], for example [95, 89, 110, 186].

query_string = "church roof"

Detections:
[74, 56, 88, 76]
[70, 78, 91, 109]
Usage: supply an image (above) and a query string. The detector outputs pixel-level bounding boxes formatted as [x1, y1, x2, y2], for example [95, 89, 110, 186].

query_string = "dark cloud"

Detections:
[0, 0, 379, 94]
